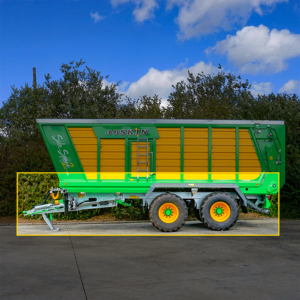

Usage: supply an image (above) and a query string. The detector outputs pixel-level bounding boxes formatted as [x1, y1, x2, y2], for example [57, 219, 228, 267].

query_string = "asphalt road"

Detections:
[17, 219, 279, 235]
[1, 220, 299, 300]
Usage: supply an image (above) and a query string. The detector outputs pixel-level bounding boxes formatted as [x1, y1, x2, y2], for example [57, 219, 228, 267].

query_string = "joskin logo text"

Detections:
[105, 129, 149, 136]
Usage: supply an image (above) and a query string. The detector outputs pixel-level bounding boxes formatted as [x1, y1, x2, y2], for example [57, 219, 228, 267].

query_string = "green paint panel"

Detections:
[40, 125, 83, 174]
[57, 172, 279, 196]
[252, 126, 285, 183]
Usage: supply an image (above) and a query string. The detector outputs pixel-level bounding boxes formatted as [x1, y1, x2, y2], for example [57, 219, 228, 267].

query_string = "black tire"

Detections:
[200, 193, 239, 231]
[149, 193, 188, 232]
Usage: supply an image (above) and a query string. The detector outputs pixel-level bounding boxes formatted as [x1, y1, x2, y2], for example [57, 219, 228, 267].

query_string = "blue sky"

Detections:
[1, 0, 300, 105]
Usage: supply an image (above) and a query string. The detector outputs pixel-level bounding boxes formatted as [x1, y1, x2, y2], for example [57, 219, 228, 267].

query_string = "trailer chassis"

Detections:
[23, 185, 271, 231]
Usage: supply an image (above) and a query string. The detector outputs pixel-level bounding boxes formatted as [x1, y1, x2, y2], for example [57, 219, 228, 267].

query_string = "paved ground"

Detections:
[1, 220, 299, 300]
[16, 219, 279, 235]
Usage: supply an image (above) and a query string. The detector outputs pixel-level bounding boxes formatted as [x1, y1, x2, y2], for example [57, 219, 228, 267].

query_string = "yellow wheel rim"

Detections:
[210, 201, 231, 222]
[158, 203, 179, 223]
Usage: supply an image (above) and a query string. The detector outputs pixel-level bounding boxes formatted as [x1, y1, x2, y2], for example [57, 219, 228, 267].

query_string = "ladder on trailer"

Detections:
[137, 138, 149, 180]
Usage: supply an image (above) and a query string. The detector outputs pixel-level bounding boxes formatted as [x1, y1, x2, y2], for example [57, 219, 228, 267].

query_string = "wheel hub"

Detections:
[215, 207, 224, 216]
[164, 208, 173, 217]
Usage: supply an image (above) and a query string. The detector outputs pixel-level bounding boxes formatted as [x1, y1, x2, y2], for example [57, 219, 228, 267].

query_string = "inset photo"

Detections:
[17, 119, 281, 236]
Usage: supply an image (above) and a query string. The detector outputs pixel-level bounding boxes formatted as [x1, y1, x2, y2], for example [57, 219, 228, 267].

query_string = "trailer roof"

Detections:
[36, 119, 284, 125]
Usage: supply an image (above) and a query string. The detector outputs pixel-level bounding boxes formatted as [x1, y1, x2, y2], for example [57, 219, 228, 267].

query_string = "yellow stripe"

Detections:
[100, 172, 126, 180]
[155, 172, 181, 180]
[211, 171, 236, 180]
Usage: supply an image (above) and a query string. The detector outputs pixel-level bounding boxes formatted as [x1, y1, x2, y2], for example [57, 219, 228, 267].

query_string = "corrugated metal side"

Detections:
[239, 129, 261, 179]
[68, 128, 97, 173]
[131, 142, 150, 176]
[183, 128, 208, 180]
[211, 128, 236, 171]
[68, 128, 97, 179]
[211, 128, 236, 179]
[156, 128, 181, 179]
[100, 139, 125, 179]
[184, 128, 208, 171]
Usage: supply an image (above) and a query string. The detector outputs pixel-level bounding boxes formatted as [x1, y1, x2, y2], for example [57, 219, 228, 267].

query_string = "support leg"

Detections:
[42, 213, 60, 231]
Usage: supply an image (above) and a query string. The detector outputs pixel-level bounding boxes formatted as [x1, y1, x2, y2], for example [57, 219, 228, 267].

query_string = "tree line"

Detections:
[0, 60, 299, 218]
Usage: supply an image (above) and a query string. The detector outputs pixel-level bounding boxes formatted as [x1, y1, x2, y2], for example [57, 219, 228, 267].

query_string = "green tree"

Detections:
[0, 83, 55, 215]
[45, 60, 122, 119]
[0, 83, 52, 143]
[165, 71, 252, 119]
[0, 60, 124, 216]
[135, 95, 165, 119]
[117, 95, 165, 119]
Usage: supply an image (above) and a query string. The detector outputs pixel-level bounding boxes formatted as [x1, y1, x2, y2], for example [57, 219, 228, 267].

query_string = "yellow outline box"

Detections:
[16, 172, 280, 236]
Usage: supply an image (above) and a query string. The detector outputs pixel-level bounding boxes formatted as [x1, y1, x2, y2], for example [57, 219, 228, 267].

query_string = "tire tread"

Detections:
[200, 193, 239, 231]
[149, 193, 188, 232]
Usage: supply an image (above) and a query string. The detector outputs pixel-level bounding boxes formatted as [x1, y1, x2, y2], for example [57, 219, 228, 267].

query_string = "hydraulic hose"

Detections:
[34, 191, 50, 207]
[247, 199, 270, 214]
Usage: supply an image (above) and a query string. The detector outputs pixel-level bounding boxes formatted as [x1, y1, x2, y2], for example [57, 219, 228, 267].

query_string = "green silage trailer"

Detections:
[23, 119, 285, 232]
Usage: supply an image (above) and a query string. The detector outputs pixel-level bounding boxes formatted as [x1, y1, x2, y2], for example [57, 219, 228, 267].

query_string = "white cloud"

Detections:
[117, 81, 131, 92]
[279, 80, 300, 93]
[166, 0, 286, 40]
[210, 25, 300, 74]
[90, 11, 106, 23]
[251, 82, 273, 96]
[111, 0, 158, 22]
[110, 0, 287, 39]
[124, 61, 219, 100]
